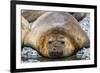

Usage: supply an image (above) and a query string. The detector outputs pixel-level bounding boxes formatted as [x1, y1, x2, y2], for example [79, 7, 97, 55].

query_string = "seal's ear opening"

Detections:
[69, 12, 87, 21]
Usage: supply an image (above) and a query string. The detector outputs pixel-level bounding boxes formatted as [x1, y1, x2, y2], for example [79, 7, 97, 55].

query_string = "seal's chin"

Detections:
[49, 51, 63, 58]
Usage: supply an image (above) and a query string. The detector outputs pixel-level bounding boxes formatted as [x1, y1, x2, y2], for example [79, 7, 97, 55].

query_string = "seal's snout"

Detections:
[49, 47, 63, 58]
[48, 40, 65, 58]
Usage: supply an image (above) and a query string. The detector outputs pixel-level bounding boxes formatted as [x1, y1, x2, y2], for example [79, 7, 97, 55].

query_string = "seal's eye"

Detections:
[48, 41, 52, 44]
[60, 41, 65, 44]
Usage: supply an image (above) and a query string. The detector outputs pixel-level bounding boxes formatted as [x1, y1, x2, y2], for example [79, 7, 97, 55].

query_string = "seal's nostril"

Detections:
[53, 48, 56, 51]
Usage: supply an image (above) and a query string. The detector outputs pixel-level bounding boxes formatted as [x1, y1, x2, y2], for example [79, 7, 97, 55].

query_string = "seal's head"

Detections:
[38, 27, 77, 58]
[47, 33, 65, 58]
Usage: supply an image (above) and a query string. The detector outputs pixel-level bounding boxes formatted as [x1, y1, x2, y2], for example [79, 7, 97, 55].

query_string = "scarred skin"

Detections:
[22, 12, 90, 58]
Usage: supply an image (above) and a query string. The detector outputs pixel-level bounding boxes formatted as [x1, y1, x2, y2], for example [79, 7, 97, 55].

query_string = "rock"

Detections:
[21, 47, 40, 62]
[76, 15, 90, 60]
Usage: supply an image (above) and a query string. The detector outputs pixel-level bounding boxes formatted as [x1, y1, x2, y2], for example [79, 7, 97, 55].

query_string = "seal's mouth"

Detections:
[49, 51, 63, 58]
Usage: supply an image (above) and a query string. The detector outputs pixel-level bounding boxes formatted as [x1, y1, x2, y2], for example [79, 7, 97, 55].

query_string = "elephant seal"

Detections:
[22, 12, 90, 58]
